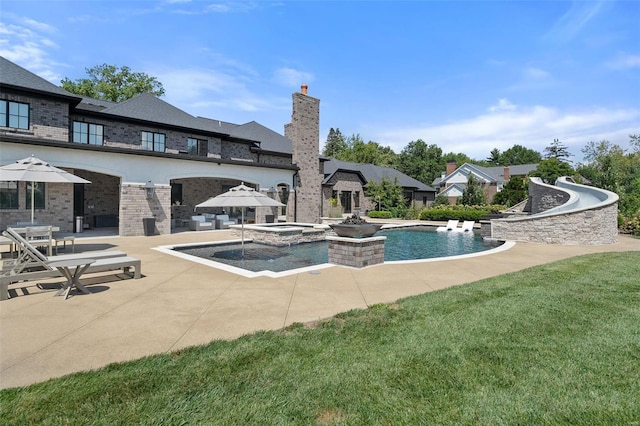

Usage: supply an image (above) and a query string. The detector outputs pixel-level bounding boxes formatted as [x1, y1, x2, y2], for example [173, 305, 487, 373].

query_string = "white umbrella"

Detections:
[195, 182, 283, 255]
[0, 155, 91, 223]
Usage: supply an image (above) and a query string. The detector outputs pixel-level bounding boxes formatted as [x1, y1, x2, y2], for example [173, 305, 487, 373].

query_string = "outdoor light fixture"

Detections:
[145, 181, 156, 199]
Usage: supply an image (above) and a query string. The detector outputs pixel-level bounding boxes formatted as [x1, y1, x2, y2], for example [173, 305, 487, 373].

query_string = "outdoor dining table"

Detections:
[49, 258, 95, 300]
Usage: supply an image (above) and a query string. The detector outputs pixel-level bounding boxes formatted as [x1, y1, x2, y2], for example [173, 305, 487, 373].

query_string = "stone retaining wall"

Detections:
[491, 178, 619, 245]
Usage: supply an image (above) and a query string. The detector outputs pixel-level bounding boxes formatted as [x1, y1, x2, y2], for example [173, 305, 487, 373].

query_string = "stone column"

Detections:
[285, 85, 322, 223]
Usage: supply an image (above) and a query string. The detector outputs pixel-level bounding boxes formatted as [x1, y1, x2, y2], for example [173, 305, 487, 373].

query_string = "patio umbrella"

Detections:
[0, 155, 91, 223]
[195, 182, 283, 255]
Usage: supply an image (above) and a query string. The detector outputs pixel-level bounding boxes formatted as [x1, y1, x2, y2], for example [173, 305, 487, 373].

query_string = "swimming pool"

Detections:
[161, 225, 506, 277]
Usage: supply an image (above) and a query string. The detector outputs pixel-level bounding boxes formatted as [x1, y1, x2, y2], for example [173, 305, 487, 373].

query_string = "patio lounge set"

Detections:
[188, 214, 237, 231]
[0, 227, 141, 300]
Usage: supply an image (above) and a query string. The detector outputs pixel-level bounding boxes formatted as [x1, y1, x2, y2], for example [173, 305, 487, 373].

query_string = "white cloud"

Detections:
[370, 103, 640, 162]
[0, 19, 63, 83]
[606, 54, 640, 70]
[272, 67, 315, 88]
[489, 98, 517, 112]
[545, 0, 607, 42]
[524, 67, 550, 80]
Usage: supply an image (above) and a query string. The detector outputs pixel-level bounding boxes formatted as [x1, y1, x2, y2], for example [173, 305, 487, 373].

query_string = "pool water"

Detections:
[173, 226, 501, 273]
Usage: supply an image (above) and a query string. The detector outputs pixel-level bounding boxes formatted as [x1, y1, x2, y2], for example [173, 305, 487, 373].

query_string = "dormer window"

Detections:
[0, 100, 29, 129]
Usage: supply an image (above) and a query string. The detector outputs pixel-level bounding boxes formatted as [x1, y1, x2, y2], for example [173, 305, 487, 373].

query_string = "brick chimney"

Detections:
[446, 160, 457, 176]
[503, 166, 510, 182]
[301, 84, 308, 95]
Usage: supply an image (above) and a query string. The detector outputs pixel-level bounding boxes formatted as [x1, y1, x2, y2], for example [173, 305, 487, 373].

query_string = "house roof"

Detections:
[0, 56, 81, 102]
[324, 158, 436, 192]
[438, 162, 539, 186]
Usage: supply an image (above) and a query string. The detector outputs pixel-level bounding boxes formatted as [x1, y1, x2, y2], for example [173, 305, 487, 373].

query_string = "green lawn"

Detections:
[2, 251, 639, 425]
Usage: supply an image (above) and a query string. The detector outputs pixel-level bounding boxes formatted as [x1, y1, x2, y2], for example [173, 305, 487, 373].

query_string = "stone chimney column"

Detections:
[284, 85, 322, 223]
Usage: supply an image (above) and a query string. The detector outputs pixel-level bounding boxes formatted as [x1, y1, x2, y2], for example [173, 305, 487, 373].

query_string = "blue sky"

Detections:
[1, 0, 638, 162]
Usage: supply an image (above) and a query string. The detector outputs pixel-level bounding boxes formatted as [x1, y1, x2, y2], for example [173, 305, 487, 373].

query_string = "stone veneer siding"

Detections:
[491, 202, 618, 244]
[285, 91, 322, 223]
[235, 227, 326, 246]
[327, 236, 386, 268]
[119, 183, 171, 236]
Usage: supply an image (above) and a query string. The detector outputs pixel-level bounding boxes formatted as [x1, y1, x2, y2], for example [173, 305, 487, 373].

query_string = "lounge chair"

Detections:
[436, 220, 459, 232]
[215, 214, 235, 229]
[189, 215, 214, 231]
[458, 221, 475, 233]
[1, 229, 140, 300]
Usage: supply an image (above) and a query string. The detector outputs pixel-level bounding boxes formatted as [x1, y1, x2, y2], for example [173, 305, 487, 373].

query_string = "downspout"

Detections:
[293, 172, 298, 222]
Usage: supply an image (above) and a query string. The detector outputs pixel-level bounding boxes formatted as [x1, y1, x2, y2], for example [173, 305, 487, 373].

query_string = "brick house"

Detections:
[433, 161, 538, 204]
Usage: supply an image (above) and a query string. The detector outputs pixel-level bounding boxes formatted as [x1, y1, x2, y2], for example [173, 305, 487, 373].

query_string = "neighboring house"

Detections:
[322, 158, 437, 215]
[433, 161, 538, 203]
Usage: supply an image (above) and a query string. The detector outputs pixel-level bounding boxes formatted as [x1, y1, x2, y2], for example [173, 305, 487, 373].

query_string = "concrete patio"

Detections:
[1, 227, 638, 389]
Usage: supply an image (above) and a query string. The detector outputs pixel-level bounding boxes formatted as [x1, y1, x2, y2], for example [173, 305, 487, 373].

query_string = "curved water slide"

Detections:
[490, 177, 619, 245]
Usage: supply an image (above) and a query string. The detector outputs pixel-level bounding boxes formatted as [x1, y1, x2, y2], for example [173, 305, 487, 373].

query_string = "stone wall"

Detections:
[491, 202, 618, 244]
[528, 182, 571, 214]
[285, 89, 322, 223]
[237, 227, 326, 246]
[119, 183, 171, 236]
[327, 236, 386, 268]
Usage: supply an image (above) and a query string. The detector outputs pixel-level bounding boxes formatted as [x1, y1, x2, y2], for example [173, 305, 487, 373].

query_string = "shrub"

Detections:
[419, 205, 506, 222]
[368, 210, 393, 219]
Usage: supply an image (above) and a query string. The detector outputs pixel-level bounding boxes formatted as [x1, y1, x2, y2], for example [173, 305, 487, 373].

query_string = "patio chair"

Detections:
[436, 220, 459, 232]
[25, 226, 54, 257]
[215, 215, 235, 229]
[189, 215, 214, 231]
[1, 228, 140, 300]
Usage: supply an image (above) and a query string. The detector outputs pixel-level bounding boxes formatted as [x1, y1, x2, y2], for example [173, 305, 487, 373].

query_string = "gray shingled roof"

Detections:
[0, 56, 81, 101]
[1, 57, 294, 156]
[231, 121, 293, 154]
[324, 158, 436, 192]
[100, 93, 208, 130]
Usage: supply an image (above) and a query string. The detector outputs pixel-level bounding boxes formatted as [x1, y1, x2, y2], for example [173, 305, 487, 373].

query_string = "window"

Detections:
[187, 138, 207, 156]
[26, 182, 45, 209]
[0, 181, 19, 209]
[141, 131, 166, 152]
[0, 100, 29, 129]
[73, 121, 104, 145]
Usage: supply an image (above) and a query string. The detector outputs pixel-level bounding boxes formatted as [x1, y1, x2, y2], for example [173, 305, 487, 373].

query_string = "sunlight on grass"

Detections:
[1, 252, 639, 424]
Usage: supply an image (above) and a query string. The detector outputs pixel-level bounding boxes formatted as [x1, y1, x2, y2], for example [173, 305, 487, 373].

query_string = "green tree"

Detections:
[493, 176, 528, 207]
[578, 137, 640, 219]
[544, 139, 572, 164]
[499, 145, 542, 165]
[486, 148, 502, 165]
[334, 134, 397, 168]
[322, 128, 348, 158]
[530, 158, 575, 184]
[397, 140, 443, 186]
[365, 177, 405, 212]
[61, 64, 165, 102]
[461, 175, 486, 205]
[444, 152, 475, 167]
